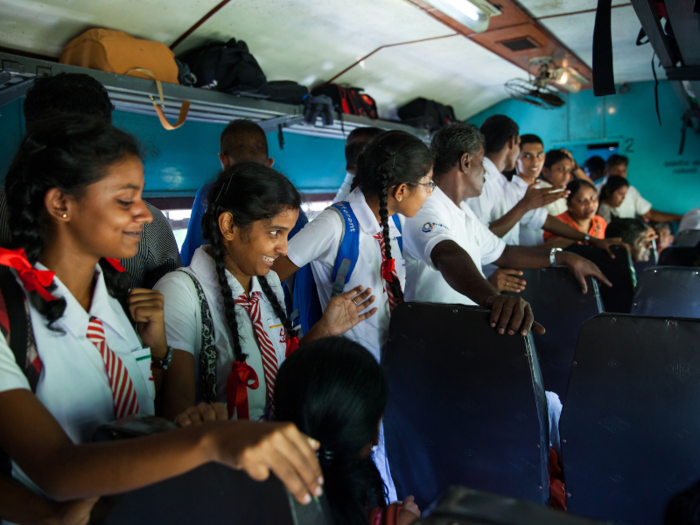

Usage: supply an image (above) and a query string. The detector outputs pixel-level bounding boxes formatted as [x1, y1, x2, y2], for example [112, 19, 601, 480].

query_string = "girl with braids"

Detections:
[275, 337, 421, 525]
[154, 162, 375, 424]
[0, 116, 325, 513]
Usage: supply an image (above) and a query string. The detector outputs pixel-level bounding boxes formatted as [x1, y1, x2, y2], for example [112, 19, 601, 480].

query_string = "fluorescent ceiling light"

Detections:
[422, 0, 502, 33]
[551, 67, 588, 93]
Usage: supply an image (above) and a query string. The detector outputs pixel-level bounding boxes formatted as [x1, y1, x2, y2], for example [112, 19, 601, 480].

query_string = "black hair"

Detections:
[430, 122, 485, 177]
[23, 73, 114, 133]
[606, 154, 629, 169]
[599, 175, 630, 203]
[605, 218, 648, 245]
[345, 127, 384, 171]
[219, 119, 269, 163]
[565, 179, 597, 204]
[519, 134, 543, 148]
[274, 337, 389, 525]
[4, 116, 139, 326]
[201, 162, 301, 363]
[665, 479, 700, 524]
[479, 115, 519, 154]
[353, 130, 432, 308]
[543, 149, 570, 169]
[584, 155, 606, 179]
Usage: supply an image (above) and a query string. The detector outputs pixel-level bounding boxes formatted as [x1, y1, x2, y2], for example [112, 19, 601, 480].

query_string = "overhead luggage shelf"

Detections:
[0, 51, 425, 140]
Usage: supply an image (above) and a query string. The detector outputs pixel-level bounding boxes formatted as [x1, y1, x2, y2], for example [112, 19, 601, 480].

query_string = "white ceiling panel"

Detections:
[518, 0, 630, 18]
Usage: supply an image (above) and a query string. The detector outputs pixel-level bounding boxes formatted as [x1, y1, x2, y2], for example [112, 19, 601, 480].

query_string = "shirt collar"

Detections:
[190, 245, 268, 302]
[482, 157, 502, 183]
[347, 188, 384, 236]
[511, 175, 529, 190]
[433, 186, 464, 217]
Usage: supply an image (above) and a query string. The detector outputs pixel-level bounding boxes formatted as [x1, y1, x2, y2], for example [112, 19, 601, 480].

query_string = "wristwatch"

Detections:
[152, 346, 174, 370]
[583, 233, 591, 244]
[549, 247, 562, 267]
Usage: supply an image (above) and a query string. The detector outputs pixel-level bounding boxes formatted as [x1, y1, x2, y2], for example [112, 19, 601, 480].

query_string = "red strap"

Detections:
[381, 259, 396, 282]
[0, 248, 57, 302]
[285, 336, 300, 358]
[104, 258, 127, 273]
[226, 361, 259, 420]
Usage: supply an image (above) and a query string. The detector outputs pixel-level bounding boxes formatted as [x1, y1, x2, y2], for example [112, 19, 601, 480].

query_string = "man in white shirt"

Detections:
[603, 155, 682, 222]
[464, 118, 622, 291]
[333, 127, 383, 202]
[404, 122, 612, 335]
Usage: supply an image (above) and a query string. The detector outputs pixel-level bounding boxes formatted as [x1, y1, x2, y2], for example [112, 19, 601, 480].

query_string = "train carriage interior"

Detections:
[0, 0, 699, 524]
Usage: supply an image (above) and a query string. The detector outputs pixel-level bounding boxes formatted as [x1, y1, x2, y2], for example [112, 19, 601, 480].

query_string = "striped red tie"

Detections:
[86, 317, 140, 419]
[235, 292, 279, 403]
[373, 232, 401, 313]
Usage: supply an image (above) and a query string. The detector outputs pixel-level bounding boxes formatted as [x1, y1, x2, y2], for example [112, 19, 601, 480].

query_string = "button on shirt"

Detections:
[404, 187, 506, 307]
[154, 246, 288, 421]
[0, 264, 154, 493]
[286, 188, 405, 362]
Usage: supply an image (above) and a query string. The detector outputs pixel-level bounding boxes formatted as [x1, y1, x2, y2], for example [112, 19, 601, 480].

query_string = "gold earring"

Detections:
[62, 213, 67, 218]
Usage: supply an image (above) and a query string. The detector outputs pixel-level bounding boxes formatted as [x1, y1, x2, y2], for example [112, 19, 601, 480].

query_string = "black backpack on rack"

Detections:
[398, 97, 456, 132]
[178, 38, 270, 97]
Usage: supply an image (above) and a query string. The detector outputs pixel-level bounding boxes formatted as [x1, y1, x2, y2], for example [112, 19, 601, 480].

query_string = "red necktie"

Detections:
[235, 292, 279, 403]
[373, 233, 400, 313]
[86, 317, 140, 419]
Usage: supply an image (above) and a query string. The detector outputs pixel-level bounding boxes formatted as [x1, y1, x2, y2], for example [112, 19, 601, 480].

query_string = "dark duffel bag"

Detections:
[398, 97, 456, 132]
[269, 80, 309, 104]
[178, 38, 269, 97]
[311, 83, 378, 118]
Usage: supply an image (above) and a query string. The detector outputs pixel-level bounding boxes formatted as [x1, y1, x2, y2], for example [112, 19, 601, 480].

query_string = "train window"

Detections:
[586, 142, 619, 162]
[162, 209, 191, 251]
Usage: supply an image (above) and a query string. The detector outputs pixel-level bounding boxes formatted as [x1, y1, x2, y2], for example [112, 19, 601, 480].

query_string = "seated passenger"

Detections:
[559, 149, 595, 186]
[603, 155, 683, 222]
[275, 336, 421, 525]
[334, 127, 384, 203]
[403, 122, 611, 328]
[539, 149, 573, 217]
[597, 175, 629, 223]
[0, 72, 182, 289]
[605, 218, 656, 263]
[179, 119, 308, 266]
[653, 222, 674, 253]
[584, 155, 606, 183]
[0, 117, 323, 511]
[155, 163, 375, 423]
[542, 180, 607, 249]
[679, 208, 700, 232]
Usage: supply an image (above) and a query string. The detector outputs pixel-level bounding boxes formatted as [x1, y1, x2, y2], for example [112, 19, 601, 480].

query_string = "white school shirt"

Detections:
[333, 171, 355, 203]
[610, 185, 652, 219]
[0, 264, 155, 495]
[538, 180, 569, 216]
[680, 208, 700, 232]
[154, 246, 288, 421]
[287, 188, 406, 362]
[403, 187, 506, 307]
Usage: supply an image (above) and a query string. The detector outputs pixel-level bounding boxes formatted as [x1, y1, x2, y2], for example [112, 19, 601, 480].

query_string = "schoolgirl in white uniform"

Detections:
[273, 130, 435, 503]
[155, 162, 375, 424]
[0, 117, 325, 521]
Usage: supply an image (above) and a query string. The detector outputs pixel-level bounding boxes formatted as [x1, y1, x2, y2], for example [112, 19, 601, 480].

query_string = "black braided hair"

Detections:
[354, 130, 433, 308]
[201, 162, 302, 362]
[4, 116, 141, 327]
[275, 337, 389, 525]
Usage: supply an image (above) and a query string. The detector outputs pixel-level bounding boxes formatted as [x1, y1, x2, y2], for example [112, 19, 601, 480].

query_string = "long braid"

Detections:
[377, 165, 405, 305]
[258, 275, 295, 340]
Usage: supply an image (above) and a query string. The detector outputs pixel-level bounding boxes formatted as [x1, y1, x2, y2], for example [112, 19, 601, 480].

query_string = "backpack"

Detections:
[178, 38, 270, 97]
[268, 80, 309, 105]
[311, 84, 378, 119]
[398, 97, 456, 132]
[291, 202, 403, 335]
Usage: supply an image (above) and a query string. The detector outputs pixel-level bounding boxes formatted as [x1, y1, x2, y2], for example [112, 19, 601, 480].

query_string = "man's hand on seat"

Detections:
[589, 237, 624, 258]
[484, 295, 545, 336]
[559, 252, 612, 293]
[487, 268, 527, 293]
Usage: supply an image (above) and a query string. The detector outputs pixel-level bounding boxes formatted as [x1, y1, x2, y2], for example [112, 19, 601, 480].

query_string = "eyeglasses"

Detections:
[409, 180, 437, 194]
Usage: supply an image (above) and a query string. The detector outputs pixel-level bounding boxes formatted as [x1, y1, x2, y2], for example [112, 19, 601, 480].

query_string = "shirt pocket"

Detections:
[132, 347, 156, 400]
[266, 318, 288, 364]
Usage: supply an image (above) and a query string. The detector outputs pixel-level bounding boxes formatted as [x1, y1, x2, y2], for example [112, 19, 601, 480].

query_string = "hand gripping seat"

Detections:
[632, 266, 700, 318]
[508, 268, 602, 399]
[560, 313, 700, 524]
[383, 302, 551, 510]
[674, 229, 700, 247]
[565, 244, 635, 313]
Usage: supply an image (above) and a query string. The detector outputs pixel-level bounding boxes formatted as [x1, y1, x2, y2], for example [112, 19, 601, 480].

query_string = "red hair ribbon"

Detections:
[0, 248, 57, 302]
[285, 336, 300, 358]
[104, 258, 127, 273]
[227, 361, 259, 420]
[381, 259, 396, 282]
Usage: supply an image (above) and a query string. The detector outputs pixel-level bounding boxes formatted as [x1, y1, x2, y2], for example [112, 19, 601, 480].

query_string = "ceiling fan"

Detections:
[505, 58, 589, 109]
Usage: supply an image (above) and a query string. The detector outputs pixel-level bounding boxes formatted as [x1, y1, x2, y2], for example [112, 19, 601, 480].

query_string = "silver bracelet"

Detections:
[549, 247, 562, 267]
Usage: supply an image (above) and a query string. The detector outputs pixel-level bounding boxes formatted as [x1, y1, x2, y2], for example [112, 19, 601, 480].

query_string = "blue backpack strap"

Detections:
[329, 202, 360, 297]
[392, 214, 403, 254]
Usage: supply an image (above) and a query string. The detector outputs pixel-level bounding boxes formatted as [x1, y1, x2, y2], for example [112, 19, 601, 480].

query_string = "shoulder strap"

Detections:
[0, 268, 28, 375]
[392, 214, 403, 254]
[329, 202, 360, 297]
[175, 268, 218, 404]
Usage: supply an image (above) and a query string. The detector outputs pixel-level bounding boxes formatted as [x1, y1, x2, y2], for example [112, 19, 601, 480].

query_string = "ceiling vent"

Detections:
[499, 37, 540, 52]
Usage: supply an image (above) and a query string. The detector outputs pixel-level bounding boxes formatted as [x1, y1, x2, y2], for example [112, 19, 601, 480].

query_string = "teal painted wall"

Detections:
[468, 80, 700, 216]
[0, 101, 347, 196]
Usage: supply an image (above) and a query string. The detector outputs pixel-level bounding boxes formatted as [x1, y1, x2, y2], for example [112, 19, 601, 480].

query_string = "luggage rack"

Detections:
[0, 50, 425, 140]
